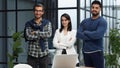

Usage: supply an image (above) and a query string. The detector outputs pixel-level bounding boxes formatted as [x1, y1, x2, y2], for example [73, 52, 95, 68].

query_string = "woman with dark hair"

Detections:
[53, 13, 77, 55]
[52, 13, 79, 67]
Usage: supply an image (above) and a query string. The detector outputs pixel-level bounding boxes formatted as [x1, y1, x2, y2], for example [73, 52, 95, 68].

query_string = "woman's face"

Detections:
[61, 16, 70, 28]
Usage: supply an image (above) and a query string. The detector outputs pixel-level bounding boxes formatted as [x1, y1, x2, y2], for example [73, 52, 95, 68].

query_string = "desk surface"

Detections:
[76, 66, 94, 68]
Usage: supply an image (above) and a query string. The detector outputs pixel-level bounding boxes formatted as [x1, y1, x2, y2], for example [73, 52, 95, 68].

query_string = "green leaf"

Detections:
[12, 40, 21, 51]
[12, 32, 21, 41]
[106, 29, 120, 67]
[7, 53, 14, 62]
[8, 31, 24, 68]
[8, 61, 13, 68]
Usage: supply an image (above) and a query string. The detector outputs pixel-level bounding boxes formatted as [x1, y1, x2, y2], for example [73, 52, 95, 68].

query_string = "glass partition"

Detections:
[58, 0, 76, 7]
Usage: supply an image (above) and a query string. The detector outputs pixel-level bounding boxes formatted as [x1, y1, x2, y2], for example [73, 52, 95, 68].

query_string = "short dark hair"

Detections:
[91, 0, 102, 8]
[33, 4, 44, 11]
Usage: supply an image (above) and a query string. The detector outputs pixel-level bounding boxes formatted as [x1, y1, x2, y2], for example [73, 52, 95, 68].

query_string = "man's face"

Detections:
[91, 4, 101, 16]
[34, 6, 44, 19]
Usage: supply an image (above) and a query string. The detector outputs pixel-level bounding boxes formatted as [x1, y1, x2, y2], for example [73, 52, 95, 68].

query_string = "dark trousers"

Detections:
[83, 51, 104, 68]
[27, 55, 48, 68]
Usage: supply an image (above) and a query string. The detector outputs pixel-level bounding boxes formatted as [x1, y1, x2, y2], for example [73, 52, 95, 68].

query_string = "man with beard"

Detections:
[24, 4, 52, 68]
[76, 1, 107, 68]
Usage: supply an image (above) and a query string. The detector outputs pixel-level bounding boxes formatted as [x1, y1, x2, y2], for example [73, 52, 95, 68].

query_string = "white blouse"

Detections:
[53, 29, 77, 55]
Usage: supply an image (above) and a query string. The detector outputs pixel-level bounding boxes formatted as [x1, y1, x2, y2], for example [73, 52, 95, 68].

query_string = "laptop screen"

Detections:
[52, 54, 78, 68]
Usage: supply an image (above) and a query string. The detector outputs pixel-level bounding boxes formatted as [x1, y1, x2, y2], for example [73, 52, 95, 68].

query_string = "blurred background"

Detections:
[0, 0, 120, 68]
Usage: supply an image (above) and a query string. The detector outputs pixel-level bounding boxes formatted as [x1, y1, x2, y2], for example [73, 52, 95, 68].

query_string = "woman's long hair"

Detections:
[59, 13, 72, 32]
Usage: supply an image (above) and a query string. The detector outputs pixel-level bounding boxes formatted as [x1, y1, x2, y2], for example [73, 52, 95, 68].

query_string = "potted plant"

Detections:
[105, 29, 120, 68]
[7, 31, 23, 68]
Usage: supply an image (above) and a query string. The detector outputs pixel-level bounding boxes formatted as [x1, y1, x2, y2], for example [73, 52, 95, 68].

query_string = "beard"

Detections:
[92, 12, 99, 17]
[35, 17, 40, 19]
[35, 15, 41, 19]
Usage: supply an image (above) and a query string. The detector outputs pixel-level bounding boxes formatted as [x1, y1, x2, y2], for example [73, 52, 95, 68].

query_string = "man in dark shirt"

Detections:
[76, 1, 107, 68]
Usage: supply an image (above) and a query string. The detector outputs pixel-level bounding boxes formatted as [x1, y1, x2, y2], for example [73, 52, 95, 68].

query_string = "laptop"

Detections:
[52, 54, 78, 68]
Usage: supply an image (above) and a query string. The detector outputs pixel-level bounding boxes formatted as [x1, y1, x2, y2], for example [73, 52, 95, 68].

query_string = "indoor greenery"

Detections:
[7, 31, 23, 68]
[105, 29, 120, 68]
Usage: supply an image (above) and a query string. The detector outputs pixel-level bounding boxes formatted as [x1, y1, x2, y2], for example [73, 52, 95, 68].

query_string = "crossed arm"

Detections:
[53, 29, 76, 49]
[25, 22, 52, 40]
